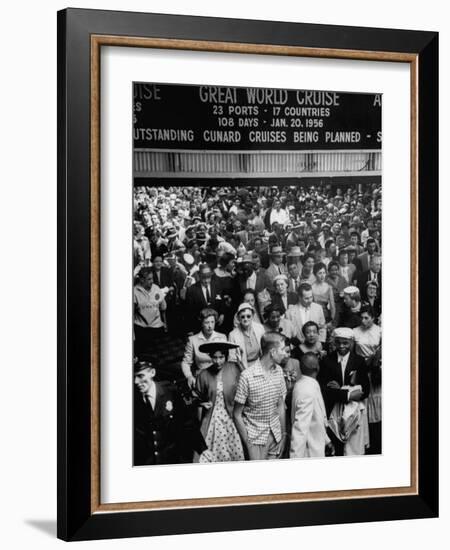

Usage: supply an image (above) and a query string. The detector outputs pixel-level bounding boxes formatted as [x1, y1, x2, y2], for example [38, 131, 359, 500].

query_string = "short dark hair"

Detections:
[313, 262, 327, 275]
[360, 304, 375, 318]
[264, 303, 284, 318]
[218, 252, 235, 268]
[242, 288, 257, 300]
[137, 267, 153, 282]
[199, 308, 218, 322]
[302, 252, 315, 263]
[298, 283, 312, 297]
[301, 321, 319, 336]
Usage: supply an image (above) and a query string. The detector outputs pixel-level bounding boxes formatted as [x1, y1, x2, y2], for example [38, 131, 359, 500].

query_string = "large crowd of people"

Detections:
[133, 183, 382, 466]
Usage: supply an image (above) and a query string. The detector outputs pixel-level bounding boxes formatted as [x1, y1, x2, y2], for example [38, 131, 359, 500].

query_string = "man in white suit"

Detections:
[286, 283, 326, 343]
[290, 353, 333, 458]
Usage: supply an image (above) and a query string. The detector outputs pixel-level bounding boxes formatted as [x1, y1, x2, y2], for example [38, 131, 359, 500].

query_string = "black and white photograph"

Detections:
[132, 82, 382, 466]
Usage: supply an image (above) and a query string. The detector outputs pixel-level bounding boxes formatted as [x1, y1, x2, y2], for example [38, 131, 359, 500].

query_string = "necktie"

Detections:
[206, 285, 211, 304]
[278, 266, 282, 274]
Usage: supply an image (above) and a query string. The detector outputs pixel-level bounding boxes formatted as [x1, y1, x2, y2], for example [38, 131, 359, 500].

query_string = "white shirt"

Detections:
[337, 352, 350, 383]
[298, 304, 311, 325]
[145, 381, 156, 409]
[246, 271, 257, 290]
[288, 277, 301, 293]
[270, 208, 290, 227]
[202, 284, 212, 303]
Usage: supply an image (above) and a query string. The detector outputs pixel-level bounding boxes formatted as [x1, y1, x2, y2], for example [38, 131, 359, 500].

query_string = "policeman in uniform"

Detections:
[133, 361, 208, 465]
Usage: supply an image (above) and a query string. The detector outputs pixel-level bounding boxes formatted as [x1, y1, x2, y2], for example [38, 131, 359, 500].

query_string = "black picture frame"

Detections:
[57, 8, 438, 541]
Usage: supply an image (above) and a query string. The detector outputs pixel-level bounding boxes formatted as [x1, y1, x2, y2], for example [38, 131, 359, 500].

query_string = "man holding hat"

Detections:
[319, 328, 370, 455]
[133, 361, 208, 465]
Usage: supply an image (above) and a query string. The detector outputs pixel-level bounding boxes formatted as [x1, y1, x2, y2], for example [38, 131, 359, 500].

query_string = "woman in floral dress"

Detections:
[195, 342, 245, 462]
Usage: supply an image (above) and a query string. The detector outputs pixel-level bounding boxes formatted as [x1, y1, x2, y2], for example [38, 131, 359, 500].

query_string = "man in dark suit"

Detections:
[357, 252, 382, 301]
[133, 361, 207, 465]
[319, 328, 370, 456]
[184, 263, 222, 332]
[234, 254, 269, 299]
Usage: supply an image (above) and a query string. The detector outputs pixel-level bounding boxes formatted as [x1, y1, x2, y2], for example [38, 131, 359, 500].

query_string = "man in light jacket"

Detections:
[286, 283, 326, 343]
[290, 352, 332, 458]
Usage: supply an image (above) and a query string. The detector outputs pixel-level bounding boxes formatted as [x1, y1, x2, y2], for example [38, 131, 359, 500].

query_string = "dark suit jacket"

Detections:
[355, 252, 372, 273]
[319, 351, 370, 417]
[357, 269, 382, 300]
[151, 266, 173, 289]
[185, 280, 222, 330]
[134, 381, 206, 466]
[270, 291, 298, 315]
[340, 304, 362, 329]
[235, 269, 268, 299]
[263, 207, 273, 229]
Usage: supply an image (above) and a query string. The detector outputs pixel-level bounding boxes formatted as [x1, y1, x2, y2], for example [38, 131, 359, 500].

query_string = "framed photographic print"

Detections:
[57, 8, 438, 541]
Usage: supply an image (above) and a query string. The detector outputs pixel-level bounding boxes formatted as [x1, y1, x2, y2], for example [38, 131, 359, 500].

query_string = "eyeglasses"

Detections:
[240, 314, 252, 319]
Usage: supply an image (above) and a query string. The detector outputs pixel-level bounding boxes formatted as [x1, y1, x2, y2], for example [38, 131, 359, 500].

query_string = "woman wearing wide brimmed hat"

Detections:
[195, 342, 244, 463]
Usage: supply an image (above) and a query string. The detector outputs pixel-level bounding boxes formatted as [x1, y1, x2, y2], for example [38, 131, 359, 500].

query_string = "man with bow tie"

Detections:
[133, 361, 208, 465]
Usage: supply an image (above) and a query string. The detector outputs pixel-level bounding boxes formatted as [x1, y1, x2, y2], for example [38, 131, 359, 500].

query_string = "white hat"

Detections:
[333, 327, 354, 340]
[183, 253, 195, 265]
[237, 302, 255, 315]
[343, 286, 359, 295]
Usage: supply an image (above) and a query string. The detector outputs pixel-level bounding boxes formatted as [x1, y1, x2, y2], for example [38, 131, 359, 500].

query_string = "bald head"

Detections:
[300, 352, 320, 378]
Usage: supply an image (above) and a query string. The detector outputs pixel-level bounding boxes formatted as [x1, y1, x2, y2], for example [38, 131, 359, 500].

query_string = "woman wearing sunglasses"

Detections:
[228, 302, 266, 371]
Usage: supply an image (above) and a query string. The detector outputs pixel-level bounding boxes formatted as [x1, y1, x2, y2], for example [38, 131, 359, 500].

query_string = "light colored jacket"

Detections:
[228, 322, 266, 370]
[181, 331, 227, 379]
[286, 302, 326, 343]
[290, 376, 330, 458]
